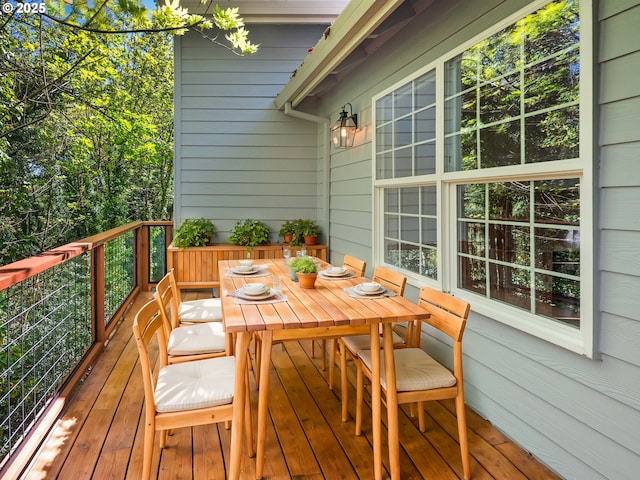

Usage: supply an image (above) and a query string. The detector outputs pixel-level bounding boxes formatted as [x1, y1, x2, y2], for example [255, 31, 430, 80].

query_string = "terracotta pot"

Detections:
[296, 272, 317, 289]
[303, 235, 317, 246]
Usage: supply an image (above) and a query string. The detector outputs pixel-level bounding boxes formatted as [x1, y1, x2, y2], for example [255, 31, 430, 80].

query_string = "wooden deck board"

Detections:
[18, 290, 563, 480]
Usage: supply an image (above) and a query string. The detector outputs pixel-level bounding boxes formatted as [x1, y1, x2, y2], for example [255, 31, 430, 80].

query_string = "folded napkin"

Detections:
[229, 289, 287, 305]
[318, 271, 356, 280]
[344, 286, 397, 299]
[225, 267, 270, 278]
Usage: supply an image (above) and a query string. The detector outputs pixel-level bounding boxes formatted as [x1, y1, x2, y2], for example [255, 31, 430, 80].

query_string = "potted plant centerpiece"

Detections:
[173, 218, 216, 248]
[228, 218, 270, 258]
[289, 256, 318, 289]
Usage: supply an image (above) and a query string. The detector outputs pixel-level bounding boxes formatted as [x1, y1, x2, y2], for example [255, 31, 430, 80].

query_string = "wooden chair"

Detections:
[155, 270, 230, 364]
[333, 266, 410, 421]
[342, 254, 367, 277]
[354, 286, 471, 480]
[312, 255, 369, 363]
[157, 268, 223, 326]
[132, 299, 254, 480]
[327, 255, 367, 388]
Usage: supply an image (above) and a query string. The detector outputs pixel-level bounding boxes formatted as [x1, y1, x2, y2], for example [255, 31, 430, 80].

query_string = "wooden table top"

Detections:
[219, 258, 429, 334]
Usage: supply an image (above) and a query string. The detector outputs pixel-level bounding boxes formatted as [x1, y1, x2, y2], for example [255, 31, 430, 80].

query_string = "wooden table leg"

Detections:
[229, 331, 251, 480]
[382, 322, 400, 479]
[369, 323, 382, 480]
[256, 330, 273, 480]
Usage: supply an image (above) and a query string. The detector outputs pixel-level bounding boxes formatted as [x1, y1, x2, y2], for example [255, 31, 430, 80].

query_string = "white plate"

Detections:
[232, 266, 259, 275]
[234, 288, 275, 301]
[242, 283, 268, 294]
[354, 284, 385, 296]
[324, 267, 348, 277]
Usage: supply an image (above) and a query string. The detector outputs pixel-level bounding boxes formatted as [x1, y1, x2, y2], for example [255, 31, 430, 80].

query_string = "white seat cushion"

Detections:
[178, 298, 222, 323]
[168, 322, 226, 356]
[155, 355, 235, 412]
[358, 348, 456, 392]
[342, 330, 405, 355]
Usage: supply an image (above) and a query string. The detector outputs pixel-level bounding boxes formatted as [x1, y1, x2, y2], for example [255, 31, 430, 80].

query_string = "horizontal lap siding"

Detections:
[317, 0, 640, 478]
[175, 24, 327, 239]
[599, 0, 640, 389]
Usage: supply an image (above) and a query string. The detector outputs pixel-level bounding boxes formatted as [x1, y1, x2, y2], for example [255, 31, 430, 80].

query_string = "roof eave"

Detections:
[178, 1, 348, 23]
[274, 0, 405, 110]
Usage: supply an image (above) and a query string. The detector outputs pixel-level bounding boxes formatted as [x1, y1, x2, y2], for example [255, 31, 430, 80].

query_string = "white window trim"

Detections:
[372, 0, 595, 357]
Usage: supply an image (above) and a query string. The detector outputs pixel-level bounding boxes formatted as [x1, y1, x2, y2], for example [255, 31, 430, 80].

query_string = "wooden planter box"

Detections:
[167, 243, 327, 292]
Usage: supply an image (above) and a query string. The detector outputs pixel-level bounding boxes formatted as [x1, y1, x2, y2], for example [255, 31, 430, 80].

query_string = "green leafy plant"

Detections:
[289, 256, 318, 274]
[173, 218, 216, 248]
[301, 219, 319, 237]
[279, 220, 297, 238]
[289, 219, 306, 246]
[280, 219, 307, 245]
[228, 219, 270, 253]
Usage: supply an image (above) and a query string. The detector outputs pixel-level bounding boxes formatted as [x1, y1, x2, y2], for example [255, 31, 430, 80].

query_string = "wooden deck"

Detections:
[18, 290, 562, 480]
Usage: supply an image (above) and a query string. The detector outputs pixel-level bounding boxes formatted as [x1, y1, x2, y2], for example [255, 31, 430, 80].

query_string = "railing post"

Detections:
[138, 224, 150, 292]
[94, 244, 106, 344]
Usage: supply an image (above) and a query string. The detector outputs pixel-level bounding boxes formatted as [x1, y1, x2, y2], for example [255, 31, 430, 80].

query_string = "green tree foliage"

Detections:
[0, 1, 258, 265]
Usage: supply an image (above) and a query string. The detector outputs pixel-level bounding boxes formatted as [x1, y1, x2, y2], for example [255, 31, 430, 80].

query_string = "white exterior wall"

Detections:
[174, 24, 328, 241]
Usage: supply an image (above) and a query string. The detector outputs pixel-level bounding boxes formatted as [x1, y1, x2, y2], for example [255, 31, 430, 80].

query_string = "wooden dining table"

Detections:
[221, 257, 430, 480]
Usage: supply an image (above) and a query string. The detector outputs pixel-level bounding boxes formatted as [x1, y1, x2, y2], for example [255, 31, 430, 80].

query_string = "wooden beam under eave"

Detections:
[274, 0, 405, 110]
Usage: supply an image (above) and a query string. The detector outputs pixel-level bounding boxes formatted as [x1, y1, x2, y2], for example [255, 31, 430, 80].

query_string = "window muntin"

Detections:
[373, 0, 591, 353]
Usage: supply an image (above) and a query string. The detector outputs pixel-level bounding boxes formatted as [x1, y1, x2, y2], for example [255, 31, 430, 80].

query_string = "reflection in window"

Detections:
[444, 0, 579, 172]
[457, 179, 580, 326]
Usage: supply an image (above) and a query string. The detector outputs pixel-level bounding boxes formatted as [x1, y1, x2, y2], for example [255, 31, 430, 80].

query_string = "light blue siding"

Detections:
[174, 24, 328, 240]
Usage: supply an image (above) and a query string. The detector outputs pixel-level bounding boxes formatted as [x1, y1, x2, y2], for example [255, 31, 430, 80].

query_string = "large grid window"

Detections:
[373, 0, 593, 355]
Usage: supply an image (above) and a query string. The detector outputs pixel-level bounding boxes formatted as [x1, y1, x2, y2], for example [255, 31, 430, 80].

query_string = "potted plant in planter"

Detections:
[228, 218, 270, 257]
[289, 219, 305, 247]
[289, 256, 318, 288]
[301, 219, 319, 246]
[279, 220, 297, 244]
[173, 218, 216, 248]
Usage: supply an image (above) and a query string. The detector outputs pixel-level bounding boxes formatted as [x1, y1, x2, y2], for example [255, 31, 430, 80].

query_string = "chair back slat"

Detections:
[372, 266, 407, 296]
[342, 255, 366, 277]
[155, 269, 180, 331]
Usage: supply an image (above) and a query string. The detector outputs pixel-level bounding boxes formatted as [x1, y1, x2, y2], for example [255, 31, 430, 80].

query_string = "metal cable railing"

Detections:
[0, 254, 92, 459]
[0, 221, 172, 472]
[104, 232, 135, 325]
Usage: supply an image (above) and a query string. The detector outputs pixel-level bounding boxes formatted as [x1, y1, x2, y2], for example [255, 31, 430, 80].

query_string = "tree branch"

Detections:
[41, 12, 207, 34]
